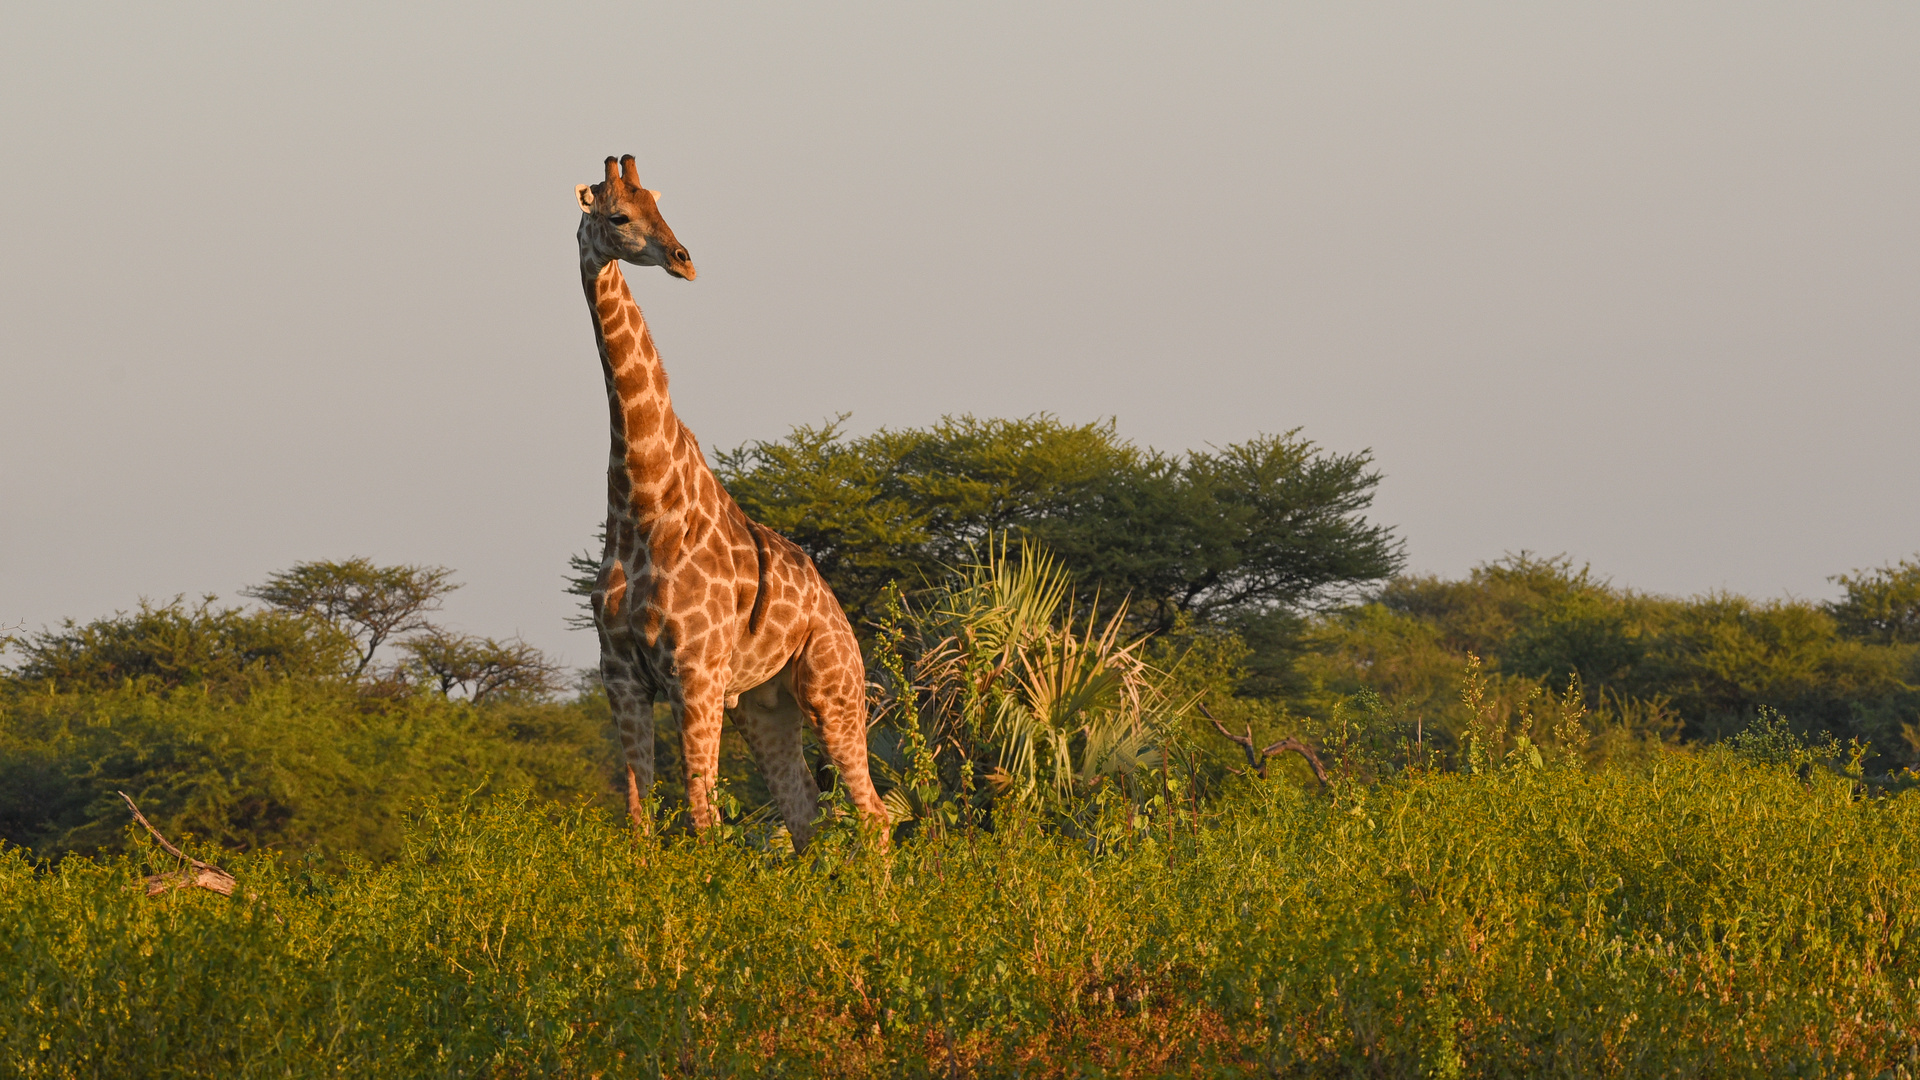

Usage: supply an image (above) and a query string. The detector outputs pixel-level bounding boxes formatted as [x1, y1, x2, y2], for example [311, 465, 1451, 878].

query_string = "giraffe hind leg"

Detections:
[793, 630, 890, 844]
[731, 669, 823, 852]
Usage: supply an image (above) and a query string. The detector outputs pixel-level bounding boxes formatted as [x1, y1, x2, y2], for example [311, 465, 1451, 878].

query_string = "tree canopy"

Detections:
[704, 414, 1403, 634]
[4, 596, 354, 693]
[1830, 555, 1920, 645]
[242, 559, 458, 676]
[1302, 553, 1920, 755]
[1, 560, 598, 860]
[400, 629, 566, 704]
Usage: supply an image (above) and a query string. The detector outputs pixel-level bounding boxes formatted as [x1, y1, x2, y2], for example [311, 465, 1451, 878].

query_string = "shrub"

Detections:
[4, 596, 354, 693]
[6, 753, 1920, 1077]
[1297, 555, 1920, 767]
[0, 679, 620, 860]
[868, 540, 1187, 839]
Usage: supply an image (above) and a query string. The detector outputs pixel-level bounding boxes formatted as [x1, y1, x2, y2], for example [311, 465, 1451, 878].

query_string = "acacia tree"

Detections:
[1830, 556, 1920, 645]
[1, 597, 354, 691]
[242, 559, 459, 676]
[400, 629, 565, 703]
[708, 414, 1403, 634]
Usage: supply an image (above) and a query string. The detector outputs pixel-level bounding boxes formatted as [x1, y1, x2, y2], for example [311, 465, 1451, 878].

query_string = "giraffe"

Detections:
[575, 154, 889, 853]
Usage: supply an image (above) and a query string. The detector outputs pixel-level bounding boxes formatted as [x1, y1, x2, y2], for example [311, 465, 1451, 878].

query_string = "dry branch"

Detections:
[119, 791, 238, 898]
[1199, 704, 1329, 787]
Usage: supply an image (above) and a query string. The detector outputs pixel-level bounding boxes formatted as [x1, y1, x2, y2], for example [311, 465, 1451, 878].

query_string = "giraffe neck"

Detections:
[581, 258, 705, 529]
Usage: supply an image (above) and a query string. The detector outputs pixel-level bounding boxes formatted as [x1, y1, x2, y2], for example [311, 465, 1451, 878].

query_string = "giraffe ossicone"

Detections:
[576, 153, 889, 852]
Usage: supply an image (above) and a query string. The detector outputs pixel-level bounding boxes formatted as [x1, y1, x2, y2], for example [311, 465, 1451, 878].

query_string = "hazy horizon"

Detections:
[4, 3, 1916, 669]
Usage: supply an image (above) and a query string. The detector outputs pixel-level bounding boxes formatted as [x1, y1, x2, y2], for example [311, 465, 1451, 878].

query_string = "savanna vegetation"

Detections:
[712, 414, 1920, 780]
[0, 561, 606, 862]
[12, 751, 1920, 1077]
[6, 413, 1920, 1076]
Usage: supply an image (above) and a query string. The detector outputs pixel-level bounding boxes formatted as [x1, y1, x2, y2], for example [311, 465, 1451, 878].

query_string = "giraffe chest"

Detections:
[599, 546, 814, 702]
[609, 523, 748, 613]
[602, 527, 766, 640]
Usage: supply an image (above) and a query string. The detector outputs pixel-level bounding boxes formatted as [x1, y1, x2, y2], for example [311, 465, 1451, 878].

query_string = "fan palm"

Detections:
[875, 538, 1182, 822]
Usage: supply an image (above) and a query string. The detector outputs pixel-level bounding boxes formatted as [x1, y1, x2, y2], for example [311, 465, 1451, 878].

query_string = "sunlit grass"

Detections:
[6, 750, 1919, 1077]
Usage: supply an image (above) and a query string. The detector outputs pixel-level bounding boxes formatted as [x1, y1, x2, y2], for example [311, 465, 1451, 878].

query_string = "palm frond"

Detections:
[872, 534, 1191, 820]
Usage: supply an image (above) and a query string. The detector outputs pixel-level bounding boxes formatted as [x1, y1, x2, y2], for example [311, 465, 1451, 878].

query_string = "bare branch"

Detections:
[118, 791, 237, 898]
[1201, 704, 1265, 775]
[1260, 736, 1330, 787]
[1199, 703, 1328, 788]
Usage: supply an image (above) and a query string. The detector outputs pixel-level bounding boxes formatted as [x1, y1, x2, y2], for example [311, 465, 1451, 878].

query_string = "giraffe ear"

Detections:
[647, 189, 662, 203]
[575, 184, 595, 212]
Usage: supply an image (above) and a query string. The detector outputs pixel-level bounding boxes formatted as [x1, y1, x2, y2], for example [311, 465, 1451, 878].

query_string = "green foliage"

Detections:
[4, 596, 354, 693]
[1639, 593, 1912, 743]
[1, 564, 605, 862]
[397, 629, 565, 703]
[1830, 554, 1920, 644]
[1457, 652, 1590, 774]
[710, 413, 1403, 633]
[0, 677, 619, 860]
[1727, 705, 1842, 770]
[1374, 554, 1643, 679]
[868, 540, 1188, 838]
[1144, 621, 1276, 761]
[9, 756, 1920, 1077]
[12, 533, 1920, 1072]
[1297, 553, 1920, 767]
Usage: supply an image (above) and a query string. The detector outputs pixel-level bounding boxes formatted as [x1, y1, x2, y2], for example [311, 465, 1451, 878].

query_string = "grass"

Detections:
[5, 751, 1920, 1078]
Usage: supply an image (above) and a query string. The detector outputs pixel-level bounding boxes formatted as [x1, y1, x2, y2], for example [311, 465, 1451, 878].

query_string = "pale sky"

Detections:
[3, 3, 1916, 669]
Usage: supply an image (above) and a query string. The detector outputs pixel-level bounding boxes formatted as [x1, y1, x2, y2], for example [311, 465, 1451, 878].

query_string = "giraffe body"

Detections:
[576, 156, 886, 851]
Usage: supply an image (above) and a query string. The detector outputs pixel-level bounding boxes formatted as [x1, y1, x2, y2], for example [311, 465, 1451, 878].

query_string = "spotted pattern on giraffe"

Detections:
[576, 155, 888, 852]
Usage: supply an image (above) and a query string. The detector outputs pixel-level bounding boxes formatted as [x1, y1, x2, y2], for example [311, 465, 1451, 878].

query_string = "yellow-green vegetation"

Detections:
[867, 540, 1178, 837]
[9, 549, 1920, 1076]
[0, 585, 623, 862]
[0, 672, 613, 860]
[1288, 554, 1920, 771]
[7, 412, 1920, 1074]
[700, 415, 1919, 772]
[7, 752, 1920, 1077]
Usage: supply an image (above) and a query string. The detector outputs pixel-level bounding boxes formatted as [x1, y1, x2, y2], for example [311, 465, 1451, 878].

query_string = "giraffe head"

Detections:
[576, 155, 697, 280]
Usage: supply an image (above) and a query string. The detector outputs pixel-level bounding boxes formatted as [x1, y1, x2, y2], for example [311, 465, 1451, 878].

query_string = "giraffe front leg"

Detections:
[675, 675, 727, 834]
[603, 656, 656, 831]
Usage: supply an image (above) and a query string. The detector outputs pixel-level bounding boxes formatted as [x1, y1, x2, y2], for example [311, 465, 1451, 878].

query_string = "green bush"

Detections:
[5, 596, 355, 692]
[1294, 555, 1920, 767]
[1, 577, 624, 863]
[6, 752, 1919, 1077]
[0, 677, 621, 861]
[1830, 555, 1920, 645]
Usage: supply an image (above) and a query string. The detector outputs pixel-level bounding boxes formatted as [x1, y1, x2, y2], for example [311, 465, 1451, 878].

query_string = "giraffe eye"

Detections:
[609, 214, 631, 226]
